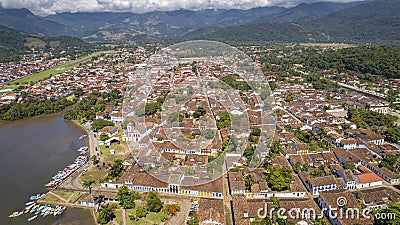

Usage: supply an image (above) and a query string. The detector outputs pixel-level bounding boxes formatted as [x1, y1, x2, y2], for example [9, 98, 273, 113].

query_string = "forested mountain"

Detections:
[0, 7, 67, 35]
[0, 1, 365, 42]
[255, 1, 363, 23]
[0, 26, 92, 62]
[191, 0, 400, 44]
[0, 0, 398, 44]
[305, 0, 400, 43]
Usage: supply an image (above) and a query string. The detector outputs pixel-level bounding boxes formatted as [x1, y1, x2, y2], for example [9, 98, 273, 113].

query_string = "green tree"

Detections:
[193, 106, 206, 118]
[267, 166, 293, 191]
[92, 119, 115, 130]
[146, 191, 163, 212]
[82, 179, 95, 195]
[189, 212, 199, 225]
[74, 87, 84, 97]
[374, 202, 400, 225]
[243, 174, 254, 189]
[91, 155, 98, 164]
[270, 141, 282, 157]
[250, 128, 261, 137]
[99, 133, 110, 141]
[97, 203, 115, 224]
[136, 206, 148, 218]
[116, 186, 135, 209]
[108, 159, 123, 180]
[284, 92, 294, 102]
[386, 89, 399, 103]
[216, 111, 231, 129]
[343, 163, 356, 171]
[293, 162, 302, 173]
[385, 126, 400, 143]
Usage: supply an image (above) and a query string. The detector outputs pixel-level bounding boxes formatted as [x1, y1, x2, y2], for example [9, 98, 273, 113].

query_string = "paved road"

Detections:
[222, 172, 233, 225]
[59, 126, 98, 190]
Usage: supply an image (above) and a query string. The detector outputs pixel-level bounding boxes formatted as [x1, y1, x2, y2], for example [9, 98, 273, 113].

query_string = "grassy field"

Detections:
[41, 193, 63, 203]
[99, 143, 129, 163]
[1, 50, 112, 90]
[79, 166, 108, 184]
[69, 192, 83, 204]
[126, 208, 167, 225]
[52, 190, 74, 200]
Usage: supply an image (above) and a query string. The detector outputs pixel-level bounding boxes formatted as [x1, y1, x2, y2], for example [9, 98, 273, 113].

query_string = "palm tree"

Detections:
[97, 203, 115, 224]
[82, 179, 95, 195]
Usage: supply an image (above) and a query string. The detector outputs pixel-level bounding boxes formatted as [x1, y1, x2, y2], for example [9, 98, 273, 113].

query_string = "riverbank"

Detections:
[0, 113, 95, 225]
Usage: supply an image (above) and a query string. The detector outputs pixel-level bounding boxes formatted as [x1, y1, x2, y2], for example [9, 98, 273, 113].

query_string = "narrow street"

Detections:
[222, 173, 233, 225]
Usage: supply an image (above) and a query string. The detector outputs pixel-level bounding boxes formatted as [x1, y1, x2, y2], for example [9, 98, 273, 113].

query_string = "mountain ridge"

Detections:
[0, 0, 398, 44]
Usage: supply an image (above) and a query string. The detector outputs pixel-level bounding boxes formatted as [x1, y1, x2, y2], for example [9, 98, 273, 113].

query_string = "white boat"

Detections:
[30, 193, 45, 200]
[59, 206, 66, 214]
[79, 135, 87, 140]
[28, 215, 38, 221]
[55, 206, 66, 216]
[77, 146, 88, 152]
[25, 201, 35, 206]
[8, 211, 23, 218]
[30, 205, 40, 213]
[24, 203, 36, 212]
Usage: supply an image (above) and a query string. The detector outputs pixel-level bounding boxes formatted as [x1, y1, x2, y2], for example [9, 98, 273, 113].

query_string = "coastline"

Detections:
[0, 112, 62, 124]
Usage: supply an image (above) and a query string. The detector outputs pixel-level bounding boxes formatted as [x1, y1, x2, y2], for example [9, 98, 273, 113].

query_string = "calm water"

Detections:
[0, 114, 95, 225]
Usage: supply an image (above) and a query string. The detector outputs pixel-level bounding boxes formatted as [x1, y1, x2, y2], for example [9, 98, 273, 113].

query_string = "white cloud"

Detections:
[0, 0, 363, 15]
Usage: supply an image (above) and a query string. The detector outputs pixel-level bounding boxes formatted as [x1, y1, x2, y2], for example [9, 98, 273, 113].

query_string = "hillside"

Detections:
[42, 1, 360, 42]
[0, 0, 398, 44]
[0, 26, 92, 62]
[188, 0, 400, 44]
[305, 0, 400, 43]
[0, 7, 67, 35]
[268, 1, 363, 22]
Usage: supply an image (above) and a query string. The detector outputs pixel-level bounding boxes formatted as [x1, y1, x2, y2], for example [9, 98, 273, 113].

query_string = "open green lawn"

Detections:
[99, 143, 129, 163]
[114, 210, 124, 225]
[41, 193, 63, 203]
[126, 208, 167, 225]
[69, 192, 83, 204]
[52, 190, 74, 200]
[1, 50, 112, 90]
[94, 208, 124, 225]
[79, 166, 108, 184]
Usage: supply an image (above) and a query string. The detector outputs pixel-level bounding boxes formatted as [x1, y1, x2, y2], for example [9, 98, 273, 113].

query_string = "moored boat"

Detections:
[30, 193, 45, 200]
[25, 201, 35, 206]
[8, 211, 23, 218]
[28, 215, 38, 221]
[79, 134, 87, 140]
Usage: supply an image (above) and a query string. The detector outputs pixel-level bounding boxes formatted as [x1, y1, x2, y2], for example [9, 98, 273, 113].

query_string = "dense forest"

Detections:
[347, 108, 400, 143]
[0, 25, 29, 62]
[64, 89, 122, 122]
[0, 97, 74, 120]
[301, 46, 400, 79]
[255, 45, 400, 82]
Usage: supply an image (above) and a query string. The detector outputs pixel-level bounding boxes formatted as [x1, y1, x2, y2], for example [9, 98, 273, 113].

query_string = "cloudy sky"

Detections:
[0, 0, 362, 15]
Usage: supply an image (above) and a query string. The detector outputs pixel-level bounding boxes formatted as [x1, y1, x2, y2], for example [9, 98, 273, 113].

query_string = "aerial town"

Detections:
[1, 43, 400, 225]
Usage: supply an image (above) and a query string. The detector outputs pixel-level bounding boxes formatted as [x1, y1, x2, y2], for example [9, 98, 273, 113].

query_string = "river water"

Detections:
[0, 114, 95, 225]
